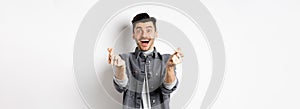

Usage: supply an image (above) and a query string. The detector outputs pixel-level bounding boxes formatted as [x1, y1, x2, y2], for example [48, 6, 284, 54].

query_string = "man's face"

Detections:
[133, 21, 157, 51]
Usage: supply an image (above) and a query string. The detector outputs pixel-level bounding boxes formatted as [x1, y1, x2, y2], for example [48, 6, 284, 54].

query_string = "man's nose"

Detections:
[141, 31, 147, 38]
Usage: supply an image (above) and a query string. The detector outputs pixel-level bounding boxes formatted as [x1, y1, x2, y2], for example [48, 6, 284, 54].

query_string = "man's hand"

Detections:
[107, 48, 126, 80]
[165, 48, 183, 83]
[107, 48, 125, 67]
[167, 48, 184, 67]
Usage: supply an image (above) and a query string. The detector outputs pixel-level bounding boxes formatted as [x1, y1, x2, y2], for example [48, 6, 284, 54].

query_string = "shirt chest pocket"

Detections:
[148, 75, 163, 92]
[148, 61, 164, 92]
[129, 65, 142, 80]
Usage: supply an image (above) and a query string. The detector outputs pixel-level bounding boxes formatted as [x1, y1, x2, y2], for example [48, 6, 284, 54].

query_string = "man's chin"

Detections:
[140, 47, 149, 51]
[139, 46, 150, 51]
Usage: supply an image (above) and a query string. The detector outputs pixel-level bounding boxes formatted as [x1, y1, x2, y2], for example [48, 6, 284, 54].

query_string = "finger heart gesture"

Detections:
[167, 48, 184, 67]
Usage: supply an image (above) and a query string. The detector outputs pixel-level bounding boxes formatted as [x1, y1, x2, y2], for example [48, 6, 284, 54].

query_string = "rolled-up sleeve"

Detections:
[160, 78, 178, 95]
[163, 78, 177, 90]
[113, 75, 128, 93]
[113, 76, 128, 87]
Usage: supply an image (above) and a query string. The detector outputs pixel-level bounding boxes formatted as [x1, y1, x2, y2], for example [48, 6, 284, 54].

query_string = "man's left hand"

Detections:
[167, 48, 184, 67]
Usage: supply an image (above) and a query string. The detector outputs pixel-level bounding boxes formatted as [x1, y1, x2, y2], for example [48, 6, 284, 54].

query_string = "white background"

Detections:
[1, 0, 300, 109]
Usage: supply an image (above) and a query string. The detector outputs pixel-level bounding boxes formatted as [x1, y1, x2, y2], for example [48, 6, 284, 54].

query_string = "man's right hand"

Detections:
[108, 48, 128, 83]
[108, 48, 126, 80]
[107, 48, 125, 67]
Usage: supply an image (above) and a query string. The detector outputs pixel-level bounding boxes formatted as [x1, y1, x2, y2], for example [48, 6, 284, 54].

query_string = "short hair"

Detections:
[131, 13, 157, 32]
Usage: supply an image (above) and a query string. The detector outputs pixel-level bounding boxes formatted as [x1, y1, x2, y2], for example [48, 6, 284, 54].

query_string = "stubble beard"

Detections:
[136, 39, 154, 51]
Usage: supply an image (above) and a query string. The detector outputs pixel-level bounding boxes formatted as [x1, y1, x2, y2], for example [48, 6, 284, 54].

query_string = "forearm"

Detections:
[114, 66, 126, 80]
[113, 65, 128, 88]
[113, 74, 128, 88]
[164, 66, 176, 83]
[113, 74, 128, 92]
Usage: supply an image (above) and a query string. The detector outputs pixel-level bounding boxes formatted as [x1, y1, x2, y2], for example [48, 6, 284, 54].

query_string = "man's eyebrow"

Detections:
[135, 27, 142, 30]
[135, 26, 153, 30]
[146, 26, 153, 29]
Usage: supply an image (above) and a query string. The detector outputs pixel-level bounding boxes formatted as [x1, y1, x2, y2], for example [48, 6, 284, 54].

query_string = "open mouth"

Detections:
[140, 39, 150, 47]
[141, 40, 150, 43]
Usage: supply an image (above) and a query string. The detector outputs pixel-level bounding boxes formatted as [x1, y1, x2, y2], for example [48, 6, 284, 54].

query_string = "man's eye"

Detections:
[147, 29, 152, 33]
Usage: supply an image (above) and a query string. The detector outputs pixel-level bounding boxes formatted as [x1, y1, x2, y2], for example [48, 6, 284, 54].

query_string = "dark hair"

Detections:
[131, 13, 157, 32]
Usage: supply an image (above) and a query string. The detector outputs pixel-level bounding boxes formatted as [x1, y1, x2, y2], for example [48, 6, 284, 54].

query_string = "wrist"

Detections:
[115, 66, 126, 80]
[115, 64, 125, 72]
[167, 65, 174, 70]
[115, 65, 125, 69]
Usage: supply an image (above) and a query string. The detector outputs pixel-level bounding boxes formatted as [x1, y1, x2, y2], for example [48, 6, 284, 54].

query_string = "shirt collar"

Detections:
[134, 47, 158, 59]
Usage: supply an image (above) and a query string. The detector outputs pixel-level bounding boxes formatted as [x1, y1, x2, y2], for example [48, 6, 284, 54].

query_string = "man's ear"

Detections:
[155, 31, 158, 38]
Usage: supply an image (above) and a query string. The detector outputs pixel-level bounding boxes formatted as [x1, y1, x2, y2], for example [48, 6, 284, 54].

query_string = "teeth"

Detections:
[140, 39, 149, 41]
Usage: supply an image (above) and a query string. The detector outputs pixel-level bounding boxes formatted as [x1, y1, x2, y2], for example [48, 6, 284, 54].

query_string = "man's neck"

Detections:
[142, 48, 154, 56]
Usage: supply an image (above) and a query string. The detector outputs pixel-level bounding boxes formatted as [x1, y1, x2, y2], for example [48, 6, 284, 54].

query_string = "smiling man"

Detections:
[108, 13, 183, 109]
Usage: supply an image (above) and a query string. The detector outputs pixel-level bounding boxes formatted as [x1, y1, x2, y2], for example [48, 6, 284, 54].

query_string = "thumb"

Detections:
[174, 47, 184, 57]
[107, 48, 114, 64]
[107, 48, 113, 55]
[173, 47, 181, 55]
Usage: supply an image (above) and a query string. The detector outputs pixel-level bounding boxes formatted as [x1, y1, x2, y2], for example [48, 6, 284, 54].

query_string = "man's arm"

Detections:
[163, 66, 177, 89]
[113, 64, 128, 88]
[165, 48, 183, 84]
[108, 48, 128, 92]
[165, 66, 176, 84]
[160, 48, 183, 93]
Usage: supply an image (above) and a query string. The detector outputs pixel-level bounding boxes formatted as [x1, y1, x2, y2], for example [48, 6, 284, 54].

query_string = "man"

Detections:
[107, 13, 183, 109]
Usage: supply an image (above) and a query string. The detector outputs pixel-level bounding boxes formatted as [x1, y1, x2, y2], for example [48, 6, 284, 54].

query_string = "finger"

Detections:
[112, 55, 117, 66]
[176, 53, 184, 61]
[108, 48, 114, 64]
[110, 55, 115, 65]
[109, 55, 112, 64]
[107, 48, 111, 64]
[173, 56, 179, 64]
[176, 48, 184, 57]
[107, 48, 112, 52]
[117, 56, 122, 66]
[120, 60, 125, 66]
[171, 55, 177, 64]
[174, 47, 180, 53]
[108, 55, 111, 64]
[114, 55, 122, 66]
[179, 52, 184, 58]
[117, 55, 125, 67]
[107, 48, 111, 54]
[116, 55, 119, 66]
[173, 47, 180, 55]
[173, 51, 178, 56]
[176, 47, 181, 53]
[173, 54, 182, 65]
[107, 48, 113, 55]
[176, 53, 180, 58]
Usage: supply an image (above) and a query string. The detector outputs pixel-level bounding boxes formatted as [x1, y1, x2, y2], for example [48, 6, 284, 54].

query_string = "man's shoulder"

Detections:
[158, 52, 170, 58]
[119, 52, 132, 58]
[159, 53, 171, 63]
[155, 50, 170, 56]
